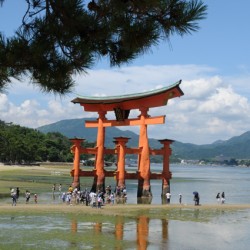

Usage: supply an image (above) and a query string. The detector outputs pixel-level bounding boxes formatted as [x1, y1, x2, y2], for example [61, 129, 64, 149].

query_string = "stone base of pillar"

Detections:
[90, 177, 97, 193]
[90, 177, 105, 193]
[96, 183, 105, 193]
[115, 197, 127, 204]
[72, 181, 80, 190]
[137, 179, 143, 197]
[137, 179, 152, 198]
[142, 188, 152, 197]
[137, 197, 152, 204]
[162, 182, 170, 197]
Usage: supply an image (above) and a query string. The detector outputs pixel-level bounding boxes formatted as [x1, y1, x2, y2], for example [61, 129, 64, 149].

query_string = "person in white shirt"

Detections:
[166, 192, 171, 204]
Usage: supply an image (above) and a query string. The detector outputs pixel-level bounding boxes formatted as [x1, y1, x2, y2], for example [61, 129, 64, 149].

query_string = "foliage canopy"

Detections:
[0, 120, 95, 163]
[0, 0, 207, 94]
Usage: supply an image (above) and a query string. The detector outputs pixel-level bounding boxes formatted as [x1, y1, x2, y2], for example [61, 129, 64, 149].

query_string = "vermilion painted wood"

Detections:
[70, 81, 183, 198]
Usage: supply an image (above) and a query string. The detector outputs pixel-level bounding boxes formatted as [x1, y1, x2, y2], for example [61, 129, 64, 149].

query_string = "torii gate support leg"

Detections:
[159, 140, 173, 199]
[137, 108, 152, 198]
[70, 138, 84, 190]
[114, 137, 129, 189]
[91, 111, 106, 193]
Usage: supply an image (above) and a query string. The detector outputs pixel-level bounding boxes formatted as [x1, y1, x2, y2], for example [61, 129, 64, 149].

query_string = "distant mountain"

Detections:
[171, 132, 250, 159]
[37, 118, 161, 148]
[37, 118, 250, 159]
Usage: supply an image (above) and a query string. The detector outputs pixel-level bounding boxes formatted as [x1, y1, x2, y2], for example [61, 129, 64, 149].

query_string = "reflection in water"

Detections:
[115, 216, 124, 250]
[137, 216, 149, 250]
[115, 216, 124, 241]
[94, 222, 102, 234]
[1, 208, 249, 249]
[70, 219, 78, 249]
[194, 208, 200, 219]
[70, 215, 169, 249]
[162, 219, 168, 241]
[71, 219, 77, 233]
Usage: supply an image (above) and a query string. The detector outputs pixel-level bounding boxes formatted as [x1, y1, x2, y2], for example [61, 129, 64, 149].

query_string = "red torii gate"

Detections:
[70, 80, 184, 198]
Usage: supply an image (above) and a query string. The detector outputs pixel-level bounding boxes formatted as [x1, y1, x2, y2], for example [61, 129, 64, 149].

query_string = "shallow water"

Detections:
[0, 208, 250, 250]
[1, 164, 250, 249]
[126, 164, 250, 205]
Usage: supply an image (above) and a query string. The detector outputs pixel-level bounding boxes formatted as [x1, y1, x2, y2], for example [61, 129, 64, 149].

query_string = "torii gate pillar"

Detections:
[137, 108, 152, 198]
[70, 138, 84, 189]
[91, 111, 107, 193]
[159, 139, 174, 197]
[114, 137, 130, 189]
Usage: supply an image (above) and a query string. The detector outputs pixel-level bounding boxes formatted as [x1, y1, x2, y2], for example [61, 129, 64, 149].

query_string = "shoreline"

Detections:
[1, 203, 250, 215]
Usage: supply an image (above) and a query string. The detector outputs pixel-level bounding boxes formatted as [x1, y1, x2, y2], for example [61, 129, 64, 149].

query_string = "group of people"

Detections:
[165, 191, 226, 206]
[88, 191, 116, 208]
[10, 184, 226, 206]
[10, 187, 37, 206]
[216, 192, 226, 204]
[9, 183, 125, 207]
[59, 184, 127, 207]
[165, 192, 193, 205]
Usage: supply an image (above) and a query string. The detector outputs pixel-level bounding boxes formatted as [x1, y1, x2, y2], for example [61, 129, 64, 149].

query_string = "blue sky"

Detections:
[1, 0, 250, 145]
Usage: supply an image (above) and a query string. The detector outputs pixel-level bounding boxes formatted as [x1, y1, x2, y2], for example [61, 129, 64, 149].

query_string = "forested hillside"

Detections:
[0, 120, 94, 164]
[3, 118, 250, 164]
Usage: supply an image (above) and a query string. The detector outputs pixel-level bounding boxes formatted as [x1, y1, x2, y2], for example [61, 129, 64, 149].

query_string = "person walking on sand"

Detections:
[216, 193, 220, 203]
[34, 194, 38, 204]
[166, 192, 171, 204]
[97, 195, 102, 208]
[68, 185, 73, 194]
[179, 194, 182, 204]
[58, 184, 62, 196]
[52, 184, 56, 200]
[11, 188, 17, 206]
[193, 192, 200, 206]
[16, 187, 20, 201]
[110, 192, 115, 205]
[25, 190, 31, 204]
[221, 192, 225, 204]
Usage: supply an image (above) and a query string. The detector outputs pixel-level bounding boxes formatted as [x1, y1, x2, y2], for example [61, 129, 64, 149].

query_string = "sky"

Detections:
[1, 0, 250, 145]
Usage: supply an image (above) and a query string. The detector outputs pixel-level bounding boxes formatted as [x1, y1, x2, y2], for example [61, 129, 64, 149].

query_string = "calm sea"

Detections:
[126, 164, 250, 205]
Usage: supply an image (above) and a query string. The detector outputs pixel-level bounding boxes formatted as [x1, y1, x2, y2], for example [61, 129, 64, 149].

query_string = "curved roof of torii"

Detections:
[71, 80, 184, 112]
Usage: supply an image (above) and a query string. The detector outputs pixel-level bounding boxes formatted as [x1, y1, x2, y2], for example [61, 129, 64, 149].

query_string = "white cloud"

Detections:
[0, 94, 10, 112]
[198, 86, 250, 117]
[181, 76, 223, 99]
[73, 64, 216, 96]
[1, 64, 250, 144]
[162, 78, 250, 144]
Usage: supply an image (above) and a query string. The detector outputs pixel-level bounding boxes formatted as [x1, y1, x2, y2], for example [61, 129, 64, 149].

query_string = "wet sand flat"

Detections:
[1, 203, 250, 216]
